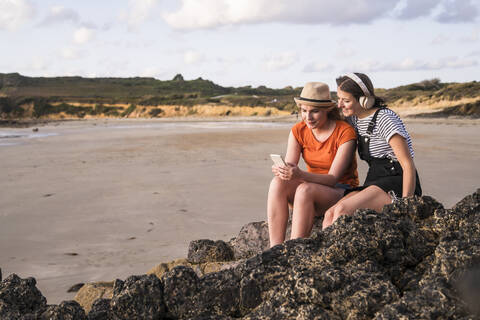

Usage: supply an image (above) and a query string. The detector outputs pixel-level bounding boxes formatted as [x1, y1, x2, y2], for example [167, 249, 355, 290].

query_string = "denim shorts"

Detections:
[334, 183, 351, 190]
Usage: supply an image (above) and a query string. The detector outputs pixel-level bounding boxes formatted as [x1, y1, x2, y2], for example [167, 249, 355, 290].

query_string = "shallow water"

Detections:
[0, 121, 290, 147]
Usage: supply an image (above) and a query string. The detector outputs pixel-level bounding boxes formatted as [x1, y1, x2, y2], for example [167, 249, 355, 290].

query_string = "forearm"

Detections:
[298, 170, 338, 187]
[297, 140, 355, 187]
[401, 163, 416, 197]
[388, 134, 416, 197]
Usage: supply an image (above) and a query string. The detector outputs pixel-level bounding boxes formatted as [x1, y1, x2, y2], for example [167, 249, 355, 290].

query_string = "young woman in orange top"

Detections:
[267, 82, 359, 247]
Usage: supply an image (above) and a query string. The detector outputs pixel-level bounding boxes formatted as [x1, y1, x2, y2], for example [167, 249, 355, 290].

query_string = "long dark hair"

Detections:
[335, 73, 386, 109]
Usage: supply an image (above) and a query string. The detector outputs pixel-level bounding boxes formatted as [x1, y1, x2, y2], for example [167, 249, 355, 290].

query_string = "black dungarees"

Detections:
[348, 108, 422, 198]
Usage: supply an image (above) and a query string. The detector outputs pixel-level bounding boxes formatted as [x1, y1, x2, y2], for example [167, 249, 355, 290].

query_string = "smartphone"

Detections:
[270, 154, 286, 167]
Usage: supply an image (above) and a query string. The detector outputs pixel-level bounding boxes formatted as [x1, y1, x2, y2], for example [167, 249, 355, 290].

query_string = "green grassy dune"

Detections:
[1, 73, 479, 120]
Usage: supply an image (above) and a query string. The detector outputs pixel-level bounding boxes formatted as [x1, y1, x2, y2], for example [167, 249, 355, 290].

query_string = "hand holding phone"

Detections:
[270, 154, 286, 167]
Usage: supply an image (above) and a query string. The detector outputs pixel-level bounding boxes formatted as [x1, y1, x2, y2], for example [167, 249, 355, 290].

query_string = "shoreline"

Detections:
[1, 111, 479, 129]
[0, 113, 480, 129]
[0, 115, 297, 128]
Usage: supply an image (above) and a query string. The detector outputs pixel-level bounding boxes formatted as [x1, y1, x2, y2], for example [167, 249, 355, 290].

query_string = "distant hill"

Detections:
[0, 72, 298, 107]
[375, 78, 480, 118]
[0, 73, 479, 120]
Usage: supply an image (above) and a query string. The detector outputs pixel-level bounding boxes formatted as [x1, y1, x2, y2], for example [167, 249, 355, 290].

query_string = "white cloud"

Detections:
[431, 29, 478, 46]
[216, 56, 248, 65]
[139, 67, 168, 78]
[468, 50, 480, 56]
[458, 28, 479, 42]
[40, 5, 80, 26]
[73, 27, 94, 44]
[436, 0, 479, 23]
[431, 33, 450, 45]
[388, 57, 478, 70]
[394, 0, 439, 19]
[0, 0, 34, 30]
[213, 56, 249, 73]
[184, 50, 205, 65]
[96, 58, 132, 77]
[335, 46, 356, 58]
[60, 47, 81, 59]
[346, 56, 478, 72]
[342, 60, 384, 73]
[303, 62, 335, 73]
[392, 0, 480, 23]
[263, 52, 297, 71]
[162, 0, 399, 30]
[121, 0, 159, 29]
[438, 57, 478, 69]
[162, 0, 480, 30]
[30, 56, 48, 71]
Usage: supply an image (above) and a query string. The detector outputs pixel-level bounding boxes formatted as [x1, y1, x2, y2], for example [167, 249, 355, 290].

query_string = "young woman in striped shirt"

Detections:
[322, 73, 422, 229]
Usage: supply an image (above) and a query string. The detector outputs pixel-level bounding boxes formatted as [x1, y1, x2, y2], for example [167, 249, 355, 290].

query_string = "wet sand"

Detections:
[0, 116, 479, 304]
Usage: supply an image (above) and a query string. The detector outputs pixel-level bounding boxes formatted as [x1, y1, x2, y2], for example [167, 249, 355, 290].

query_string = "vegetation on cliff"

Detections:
[1, 73, 479, 120]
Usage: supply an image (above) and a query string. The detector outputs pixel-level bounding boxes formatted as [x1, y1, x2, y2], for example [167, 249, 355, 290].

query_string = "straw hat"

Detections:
[294, 82, 336, 107]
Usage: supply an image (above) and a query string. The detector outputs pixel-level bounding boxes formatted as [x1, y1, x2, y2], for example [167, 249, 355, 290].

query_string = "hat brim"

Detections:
[294, 97, 336, 108]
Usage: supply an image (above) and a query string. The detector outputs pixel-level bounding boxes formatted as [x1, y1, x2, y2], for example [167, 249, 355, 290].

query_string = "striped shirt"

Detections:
[349, 108, 414, 160]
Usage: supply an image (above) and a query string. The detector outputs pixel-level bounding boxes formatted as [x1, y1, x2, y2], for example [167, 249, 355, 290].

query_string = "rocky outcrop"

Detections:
[228, 221, 270, 260]
[188, 239, 234, 263]
[1, 189, 479, 319]
[0, 274, 47, 319]
[110, 275, 165, 319]
[147, 258, 236, 279]
[40, 300, 86, 320]
[74, 282, 114, 314]
[227, 217, 323, 260]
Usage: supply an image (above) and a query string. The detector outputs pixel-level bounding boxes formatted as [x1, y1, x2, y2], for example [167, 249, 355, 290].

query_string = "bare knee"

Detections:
[294, 182, 316, 201]
[322, 207, 334, 229]
[323, 202, 350, 229]
[333, 202, 348, 216]
[324, 206, 334, 219]
[269, 176, 286, 196]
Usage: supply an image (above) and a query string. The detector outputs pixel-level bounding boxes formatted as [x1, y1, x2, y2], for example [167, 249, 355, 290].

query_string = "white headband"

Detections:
[344, 73, 372, 97]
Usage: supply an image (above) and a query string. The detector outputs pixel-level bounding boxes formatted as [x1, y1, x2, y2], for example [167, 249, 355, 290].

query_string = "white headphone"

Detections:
[344, 73, 375, 109]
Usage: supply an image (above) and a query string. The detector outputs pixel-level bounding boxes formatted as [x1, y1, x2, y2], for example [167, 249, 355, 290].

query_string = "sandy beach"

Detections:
[0, 116, 479, 304]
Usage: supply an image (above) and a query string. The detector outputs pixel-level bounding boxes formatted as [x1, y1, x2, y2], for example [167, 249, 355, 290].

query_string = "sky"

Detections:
[0, 0, 479, 90]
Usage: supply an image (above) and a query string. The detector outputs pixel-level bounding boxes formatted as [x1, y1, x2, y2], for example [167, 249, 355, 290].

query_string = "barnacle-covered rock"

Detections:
[188, 239, 235, 263]
[40, 300, 86, 320]
[110, 274, 165, 319]
[163, 265, 241, 319]
[0, 273, 47, 319]
[3, 190, 480, 319]
[85, 298, 111, 320]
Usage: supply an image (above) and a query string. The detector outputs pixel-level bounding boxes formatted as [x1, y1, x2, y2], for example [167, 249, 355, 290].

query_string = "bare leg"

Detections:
[267, 177, 302, 247]
[323, 190, 359, 229]
[290, 183, 344, 239]
[323, 185, 391, 229]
